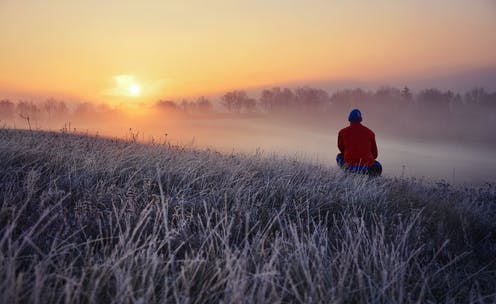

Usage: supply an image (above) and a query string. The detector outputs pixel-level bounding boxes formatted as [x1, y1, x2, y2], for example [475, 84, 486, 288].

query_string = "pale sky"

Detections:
[1, 0, 495, 103]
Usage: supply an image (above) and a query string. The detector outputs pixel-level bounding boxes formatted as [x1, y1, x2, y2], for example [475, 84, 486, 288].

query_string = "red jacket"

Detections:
[338, 122, 378, 166]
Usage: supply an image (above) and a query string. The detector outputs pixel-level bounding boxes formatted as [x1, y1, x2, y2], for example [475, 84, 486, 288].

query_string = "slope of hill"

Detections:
[0, 129, 495, 303]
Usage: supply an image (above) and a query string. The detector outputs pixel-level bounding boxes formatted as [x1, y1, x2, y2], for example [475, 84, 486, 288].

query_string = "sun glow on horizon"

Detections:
[129, 84, 141, 96]
[0, 0, 495, 102]
[100, 75, 168, 104]
[103, 75, 145, 99]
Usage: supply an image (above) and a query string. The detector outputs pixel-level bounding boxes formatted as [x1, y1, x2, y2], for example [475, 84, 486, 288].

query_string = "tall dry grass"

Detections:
[0, 129, 495, 303]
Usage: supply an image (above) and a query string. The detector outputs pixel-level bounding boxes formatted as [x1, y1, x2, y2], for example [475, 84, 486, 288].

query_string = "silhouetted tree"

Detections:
[375, 86, 401, 100]
[16, 101, 40, 120]
[372, 86, 404, 115]
[464, 87, 496, 108]
[243, 98, 257, 113]
[221, 90, 251, 113]
[0, 99, 15, 119]
[417, 89, 453, 111]
[195, 96, 213, 112]
[259, 87, 295, 112]
[156, 100, 178, 110]
[42, 98, 68, 120]
[43, 98, 57, 120]
[180, 99, 191, 112]
[294, 86, 330, 110]
[73, 102, 95, 118]
[330, 88, 371, 115]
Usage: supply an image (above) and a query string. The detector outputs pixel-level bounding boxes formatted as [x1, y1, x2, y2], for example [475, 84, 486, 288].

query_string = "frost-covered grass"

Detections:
[0, 128, 495, 303]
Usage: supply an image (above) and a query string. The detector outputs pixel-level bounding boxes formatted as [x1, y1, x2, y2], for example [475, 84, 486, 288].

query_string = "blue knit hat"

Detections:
[348, 109, 362, 122]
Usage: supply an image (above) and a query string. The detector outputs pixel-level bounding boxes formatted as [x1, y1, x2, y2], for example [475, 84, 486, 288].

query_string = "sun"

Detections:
[129, 84, 141, 96]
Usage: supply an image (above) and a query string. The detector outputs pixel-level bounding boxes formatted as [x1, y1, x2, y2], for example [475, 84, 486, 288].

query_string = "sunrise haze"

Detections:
[3, 2, 496, 302]
[1, 0, 495, 103]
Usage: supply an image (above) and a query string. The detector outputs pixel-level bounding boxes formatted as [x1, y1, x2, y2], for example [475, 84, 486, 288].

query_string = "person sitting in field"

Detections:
[336, 109, 382, 176]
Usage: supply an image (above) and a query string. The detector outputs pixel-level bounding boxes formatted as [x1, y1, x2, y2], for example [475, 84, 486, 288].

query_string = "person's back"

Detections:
[338, 122, 377, 166]
[337, 109, 382, 176]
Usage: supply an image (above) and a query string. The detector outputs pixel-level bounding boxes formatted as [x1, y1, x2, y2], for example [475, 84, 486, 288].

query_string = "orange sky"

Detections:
[1, 0, 495, 104]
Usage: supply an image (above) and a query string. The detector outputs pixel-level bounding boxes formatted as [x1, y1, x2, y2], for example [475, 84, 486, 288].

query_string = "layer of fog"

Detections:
[2, 114, 494, 185]
[1, 85, 495, 184]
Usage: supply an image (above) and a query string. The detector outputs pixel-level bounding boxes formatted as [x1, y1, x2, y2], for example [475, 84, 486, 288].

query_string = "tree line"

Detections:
[3, 86, 494, 120]
[154, 86, 496, 140]
[154, 86, 496, 115]
[2, 86, 495, 140]
[0, 99, 119, 123]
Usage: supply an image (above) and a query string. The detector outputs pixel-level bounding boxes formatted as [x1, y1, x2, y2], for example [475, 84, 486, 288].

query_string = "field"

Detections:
[0, 128, 495, 303]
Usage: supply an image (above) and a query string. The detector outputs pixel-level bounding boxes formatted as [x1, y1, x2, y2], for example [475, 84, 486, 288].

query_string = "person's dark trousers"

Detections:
[336, 153, 382, 177]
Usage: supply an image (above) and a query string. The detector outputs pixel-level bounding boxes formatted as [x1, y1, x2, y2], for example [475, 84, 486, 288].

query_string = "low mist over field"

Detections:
[2, 85, 496, 183]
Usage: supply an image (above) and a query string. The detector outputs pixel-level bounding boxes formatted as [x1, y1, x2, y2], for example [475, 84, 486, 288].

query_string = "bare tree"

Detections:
[0, 99, 15, 119]
[156, 100, 178, 110]
[294, 86, 330, 110]
[259, 87, 295, 112]
[195, 96, 213, 113]
[221, 90, 249, 113]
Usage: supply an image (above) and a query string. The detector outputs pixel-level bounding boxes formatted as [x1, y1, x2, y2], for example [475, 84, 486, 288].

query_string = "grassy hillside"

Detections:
[0, 129, 495, 303]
